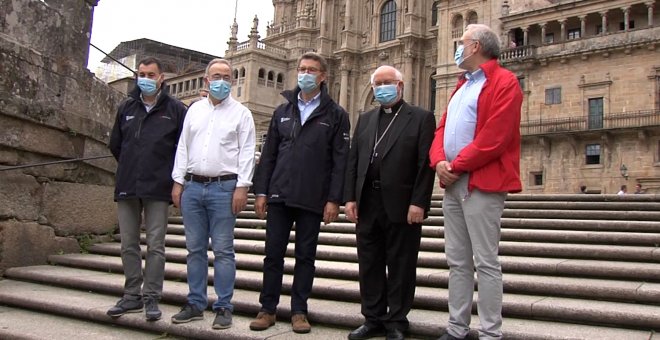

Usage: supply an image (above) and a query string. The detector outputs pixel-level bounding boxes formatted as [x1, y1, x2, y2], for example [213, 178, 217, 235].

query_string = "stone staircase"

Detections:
[1, 194, 660, 339]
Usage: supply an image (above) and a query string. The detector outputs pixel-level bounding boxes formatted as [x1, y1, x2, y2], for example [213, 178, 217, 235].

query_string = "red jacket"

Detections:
[429, 59, 523, 193]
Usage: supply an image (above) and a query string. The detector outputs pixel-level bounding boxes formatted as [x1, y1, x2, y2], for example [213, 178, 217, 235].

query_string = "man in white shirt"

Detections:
[170, 58, 256, 330]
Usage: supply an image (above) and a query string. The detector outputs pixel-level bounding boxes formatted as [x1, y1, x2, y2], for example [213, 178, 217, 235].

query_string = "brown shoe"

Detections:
[291, 313, 311, 334]
[249, 311, 276, 331]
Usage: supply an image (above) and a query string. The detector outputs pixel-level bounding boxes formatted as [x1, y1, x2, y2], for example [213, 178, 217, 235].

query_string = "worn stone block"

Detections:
[0, 172, 41, 221]
[42, 181, 116, 235]
[0, 220, 79, 274]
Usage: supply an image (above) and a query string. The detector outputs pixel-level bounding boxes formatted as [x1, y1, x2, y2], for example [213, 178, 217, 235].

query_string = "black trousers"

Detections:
[356, 186, 422, 331]
[259, 203, 322, 314]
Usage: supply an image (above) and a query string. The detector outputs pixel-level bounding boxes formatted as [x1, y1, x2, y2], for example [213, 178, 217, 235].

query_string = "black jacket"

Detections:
[344, 100, 435, 223]
[253, 84, 350, 214]
[108, 84, 187, 201]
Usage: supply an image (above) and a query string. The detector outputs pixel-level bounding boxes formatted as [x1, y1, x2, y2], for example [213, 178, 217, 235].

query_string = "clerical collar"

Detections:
[381, 99, 403, 114]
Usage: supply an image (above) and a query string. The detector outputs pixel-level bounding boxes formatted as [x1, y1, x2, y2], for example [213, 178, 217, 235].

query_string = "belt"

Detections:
[185, 173, 238, 183]
[371, 180, 381, 190]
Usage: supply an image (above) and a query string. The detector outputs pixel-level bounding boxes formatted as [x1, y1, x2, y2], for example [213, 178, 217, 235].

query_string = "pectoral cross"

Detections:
[370, 151, 378, 164]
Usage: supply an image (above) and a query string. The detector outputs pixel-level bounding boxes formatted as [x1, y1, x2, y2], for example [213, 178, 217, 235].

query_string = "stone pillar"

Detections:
[559, 19, 567, 41]
[403, 51, 414, 102]
[579, 15, 586, 38]
[622, 6, 630, 31]
[320, 0, 329, 36]
[339, 66, 349, 109]
[539, 23, 547, 45]
[600, 11, 608, 35]
[522, 26, 529, 46]
[345, 0, 353, 29]
[646, 2, 655, 27]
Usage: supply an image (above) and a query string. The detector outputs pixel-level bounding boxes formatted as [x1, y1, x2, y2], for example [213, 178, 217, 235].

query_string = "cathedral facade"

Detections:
[180, 0, 660, 194]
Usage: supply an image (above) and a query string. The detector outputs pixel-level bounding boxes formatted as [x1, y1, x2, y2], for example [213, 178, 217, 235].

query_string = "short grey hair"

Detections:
[205, 58, 233, 78]
[370, 65, 403, 85]
[467, 24, 501, 59]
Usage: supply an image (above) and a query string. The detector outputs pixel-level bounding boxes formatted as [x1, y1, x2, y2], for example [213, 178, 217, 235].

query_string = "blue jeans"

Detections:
[181, 179, 237, 312]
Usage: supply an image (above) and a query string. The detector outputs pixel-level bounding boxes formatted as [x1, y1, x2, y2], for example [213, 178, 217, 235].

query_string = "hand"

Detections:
[407, 205, 425, 225]
[323, 202, 340, 225]
[254, 196, 267, 219]
[232, 187, 249, 215]
[171, 182, 183, 208]
[435, 161, 460, 186]
[344, 201, 358, 223]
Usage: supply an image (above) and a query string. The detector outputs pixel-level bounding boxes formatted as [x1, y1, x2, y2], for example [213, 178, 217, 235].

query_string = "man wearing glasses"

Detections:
[431, 24, 523, 340]
[250, 52, 350, 334]
[170, 58, 256, 330]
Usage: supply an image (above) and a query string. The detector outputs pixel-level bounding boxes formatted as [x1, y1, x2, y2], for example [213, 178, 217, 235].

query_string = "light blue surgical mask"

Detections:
[137, 77, 158, 96]
[454, 45, 465, 67]
[297, 73, 318, 93]
[373, 84, 399, 106]
[209, 79, 231, 101]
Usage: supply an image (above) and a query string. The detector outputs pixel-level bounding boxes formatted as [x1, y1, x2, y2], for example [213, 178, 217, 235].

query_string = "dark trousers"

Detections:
[356, 186, 422, 331]
[259, 203, 322, 314]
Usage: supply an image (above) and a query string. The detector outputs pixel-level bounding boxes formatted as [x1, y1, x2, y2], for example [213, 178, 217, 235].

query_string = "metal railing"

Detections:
[521, 109, 660, 135]
[0, 155, 113, 172]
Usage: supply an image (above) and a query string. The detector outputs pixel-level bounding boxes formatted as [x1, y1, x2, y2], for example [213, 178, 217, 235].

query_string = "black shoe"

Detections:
[144, 297, 161, 321]
[437, 332, 467, 340]
[348, 324, 386, 340]
[106, 298, 143, 318]
[212, 308, 232, 329]
[386, 328, 405, 340]
[171, 304, 204, 324]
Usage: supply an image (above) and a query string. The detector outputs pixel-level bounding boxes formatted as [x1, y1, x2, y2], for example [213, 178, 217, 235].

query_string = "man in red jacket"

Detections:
[430, 24, 523, 340]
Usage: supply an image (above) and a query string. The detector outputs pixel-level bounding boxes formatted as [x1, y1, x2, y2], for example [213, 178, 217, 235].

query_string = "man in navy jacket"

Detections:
[250, 52, 350, 334]
[107, 57, 186, 322]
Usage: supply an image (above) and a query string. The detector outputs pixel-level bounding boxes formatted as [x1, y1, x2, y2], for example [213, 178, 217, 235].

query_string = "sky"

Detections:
[87, 0, 274, 72]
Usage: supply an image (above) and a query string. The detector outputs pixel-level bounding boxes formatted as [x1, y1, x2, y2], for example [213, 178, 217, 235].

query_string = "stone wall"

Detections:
[0, 0, 124, 274]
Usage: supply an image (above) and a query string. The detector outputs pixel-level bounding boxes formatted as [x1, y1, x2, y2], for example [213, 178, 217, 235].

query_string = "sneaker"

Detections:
[106, 298, 143, 318]
[171, 304, 204, 324]
[291, 313, 311, 334]
[144, 297, 162, 321]
[249, 311, 276, 331]
[212, 308, 232, 329]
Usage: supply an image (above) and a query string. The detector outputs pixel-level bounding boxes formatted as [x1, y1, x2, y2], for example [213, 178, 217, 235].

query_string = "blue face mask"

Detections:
[297, 73, 318, 93]
[373, 84, 399, 106]
[454, 45, 465, 67]
[137, 77, 158, 96]
[209, 80, 231, 100]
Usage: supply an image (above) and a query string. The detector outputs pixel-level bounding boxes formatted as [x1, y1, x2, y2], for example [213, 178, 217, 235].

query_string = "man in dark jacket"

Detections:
[249, 52, 350, 334]
[344, 65, 435, 340]
[107, 57, 187, 321]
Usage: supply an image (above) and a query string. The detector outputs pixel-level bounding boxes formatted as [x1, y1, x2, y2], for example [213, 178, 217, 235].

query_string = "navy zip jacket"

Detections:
[253, 83, 350, 214]
[108, 84, 187, 202]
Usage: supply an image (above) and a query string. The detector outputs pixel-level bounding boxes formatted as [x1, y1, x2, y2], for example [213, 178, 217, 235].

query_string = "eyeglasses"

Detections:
[373, 80, 400, 87]
[457, 39, 478, 47]
[297, 67, 321, 74]
[209, 74, 231, 81]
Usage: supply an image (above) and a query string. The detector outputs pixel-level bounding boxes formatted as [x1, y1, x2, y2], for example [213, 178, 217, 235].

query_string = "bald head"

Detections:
[370, 65, 403, 85]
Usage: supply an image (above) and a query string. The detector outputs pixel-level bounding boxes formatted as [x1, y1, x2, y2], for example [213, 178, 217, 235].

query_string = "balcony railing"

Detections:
[521, 109, 660, 135]
[500, 45, 537, 62]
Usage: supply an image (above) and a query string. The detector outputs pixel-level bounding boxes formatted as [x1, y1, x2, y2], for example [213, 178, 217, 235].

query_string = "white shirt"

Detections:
[172, 96, 256, 188]
[444, 69, 487, 161]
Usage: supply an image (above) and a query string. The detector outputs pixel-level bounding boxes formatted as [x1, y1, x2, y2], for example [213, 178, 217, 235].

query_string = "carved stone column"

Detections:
[579, 15, 586, 38]
[559, 19, 567, 42]
[522, 26, 529, 46]
[622, 6, 630, 31]
[539, 23, 547, 45]
[339, 65, 350, 109]
[403, 51, 414, 103]
[600, 11, 608, 35]
[646, 2, 655, 27]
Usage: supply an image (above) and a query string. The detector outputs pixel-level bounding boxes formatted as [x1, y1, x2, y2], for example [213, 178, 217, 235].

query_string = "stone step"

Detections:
[0, 278, 351, 340]
[167, 223, 660, 246]
[0, 305, 183, 340]
[2, 265, 656, 339]
[51, 252, 660, 306]
[91, 241, 660, 282]
[134, 233, 660, 263]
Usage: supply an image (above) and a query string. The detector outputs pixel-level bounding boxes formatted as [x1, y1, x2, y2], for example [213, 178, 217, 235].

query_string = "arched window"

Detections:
[467, 11, 478, 25]
[267, 71, 274, 81]
[276, 73, 284, 83]
[379, 0, 397, 42]
[240, 67, 246, 78]
[233, 69, 239, 79]
[452, 14, 464, 39]
[431, 1, 440, 26]
[258, 68, 265, 78]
